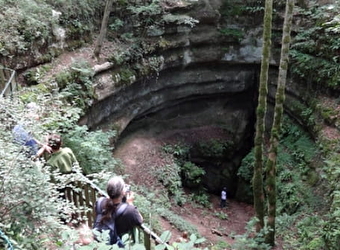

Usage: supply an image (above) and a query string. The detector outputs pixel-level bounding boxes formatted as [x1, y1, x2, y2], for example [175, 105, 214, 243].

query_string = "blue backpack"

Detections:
[93, 197, 128, 247]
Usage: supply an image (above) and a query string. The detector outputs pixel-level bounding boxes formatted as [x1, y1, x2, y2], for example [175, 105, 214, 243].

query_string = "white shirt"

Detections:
[221, 190, 227, 200]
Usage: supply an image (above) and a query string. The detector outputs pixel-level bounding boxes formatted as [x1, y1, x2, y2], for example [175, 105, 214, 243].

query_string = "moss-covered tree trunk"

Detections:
[94, 0, 114, 59]
[253, 0, 273, 232]
[265, 0, 295, 246]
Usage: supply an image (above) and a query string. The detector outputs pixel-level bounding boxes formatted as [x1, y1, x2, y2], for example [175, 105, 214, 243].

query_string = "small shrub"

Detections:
[55, 71, 73, 89]
[162, 143, 189, 158]
[238, 151, 254, 181]
[232, 218, 271, 250]
[155, 207, 198, 235]
[109, 18, 124, 31]
[63, 126, 118, 175]
[196, 139, 231, 158]
[154, 163, 184, 204]
[120, 67, 136, 85]
[214, 211, 228, 220]
[211, 240, 231, 250]
[181, 161, 205, 187]
[190, 190, 211, 208]
[219, 28, 244, 42]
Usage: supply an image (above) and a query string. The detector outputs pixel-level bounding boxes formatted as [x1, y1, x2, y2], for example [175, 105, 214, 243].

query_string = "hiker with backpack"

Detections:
[93, 176, 143, 247]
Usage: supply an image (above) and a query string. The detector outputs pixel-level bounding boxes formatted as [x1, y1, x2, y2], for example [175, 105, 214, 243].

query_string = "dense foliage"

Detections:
[0, 90, 119, 248]
[1, 0, 340, 249]
[237, 116, 340, 249]
[0, 0, 104, 57]
[290, 2, 340, 90]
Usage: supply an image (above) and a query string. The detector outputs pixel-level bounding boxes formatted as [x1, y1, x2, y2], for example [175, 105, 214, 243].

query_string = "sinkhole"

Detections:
[86, 64, 261, 203]
[113, 91, 257, 202]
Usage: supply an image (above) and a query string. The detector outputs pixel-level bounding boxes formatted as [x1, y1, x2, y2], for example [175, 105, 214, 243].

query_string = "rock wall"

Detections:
[84, 0, 281, 130]
[81, 0, 279, 197]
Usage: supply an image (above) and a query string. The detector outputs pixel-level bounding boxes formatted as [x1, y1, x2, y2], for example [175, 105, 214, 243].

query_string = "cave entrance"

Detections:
[115, 90, 256, 202]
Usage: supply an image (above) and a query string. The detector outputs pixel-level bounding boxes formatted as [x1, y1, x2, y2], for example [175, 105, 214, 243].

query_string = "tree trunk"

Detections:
[253, 0, 273, 232]
[265, 0, 295, 246]
[93, 0, 114, 59]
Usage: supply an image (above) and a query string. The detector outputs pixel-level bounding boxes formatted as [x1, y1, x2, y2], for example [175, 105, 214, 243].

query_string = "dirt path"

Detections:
[113, 130, 254, 248]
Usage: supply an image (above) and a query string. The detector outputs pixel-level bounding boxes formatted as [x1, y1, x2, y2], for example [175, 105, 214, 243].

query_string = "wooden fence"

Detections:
[64, 181, 98, 228]
[0, 66, 17, 98]
[64, 178, 169, 249]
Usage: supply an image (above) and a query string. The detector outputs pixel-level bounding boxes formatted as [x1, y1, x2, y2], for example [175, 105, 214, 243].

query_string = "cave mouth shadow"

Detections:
[115, 92, 256, 204]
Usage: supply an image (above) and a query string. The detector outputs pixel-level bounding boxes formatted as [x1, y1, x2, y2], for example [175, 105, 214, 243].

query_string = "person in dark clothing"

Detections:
[115, 198, 142, 238]
[93, 176, 143, 246]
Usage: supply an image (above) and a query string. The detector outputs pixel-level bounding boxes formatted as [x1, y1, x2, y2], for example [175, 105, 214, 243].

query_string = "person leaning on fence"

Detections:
[35, 134, 80, 224]
[12, 123, 41, 156]
[12, 102, 47, 157]
[35, 133, 79, 174]
[93, 176, 143, 247]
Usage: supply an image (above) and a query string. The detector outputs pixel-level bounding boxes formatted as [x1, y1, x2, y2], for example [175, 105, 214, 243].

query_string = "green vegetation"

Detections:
[162, 13, 199, 28]
[181, 162, 206, 187]
[0, 89, 119, 248]
[0, 0, 103, 57]
[196, 139, 233, 158]
[232, 218, 270, 250]
[239, 117, 322, 213]
[161, 143, 208, 202]
[54, 61, 95, 112]
[290, 3, 340, 89]
[64, 126, 118, 175]
[2, 0, 340, 249]
[219, 28, 244, 42]
[190, 189, 211, 208]
[238, 116, 337, 248]
[154, 163, 185, 205]
[220, 0, 257, 17]
[214, 211, 228, 220]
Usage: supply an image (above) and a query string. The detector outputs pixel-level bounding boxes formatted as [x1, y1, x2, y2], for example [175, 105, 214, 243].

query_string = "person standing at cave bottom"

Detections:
[220, 187, 227, 208]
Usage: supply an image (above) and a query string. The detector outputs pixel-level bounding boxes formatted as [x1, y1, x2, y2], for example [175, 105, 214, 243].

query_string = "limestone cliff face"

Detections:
[82, 0, 281, 196]
[86, 0, 278, 131]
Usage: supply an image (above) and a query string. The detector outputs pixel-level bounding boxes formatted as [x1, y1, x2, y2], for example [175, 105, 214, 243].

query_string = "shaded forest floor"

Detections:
[113, 130, 256, 248]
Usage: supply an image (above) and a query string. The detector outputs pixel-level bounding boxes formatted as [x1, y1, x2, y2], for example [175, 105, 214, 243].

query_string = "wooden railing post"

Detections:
[143, 230, 151, 250]
[0, 66, 5, 92]
[0, 67, 17, 98]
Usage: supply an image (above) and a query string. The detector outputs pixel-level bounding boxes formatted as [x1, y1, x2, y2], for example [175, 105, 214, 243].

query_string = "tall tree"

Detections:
[253, 0, 273, 232]
[265, 0, 295, 245]
[94, 0, 114, 59]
